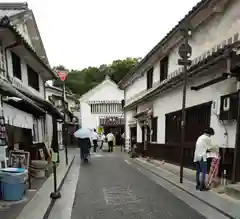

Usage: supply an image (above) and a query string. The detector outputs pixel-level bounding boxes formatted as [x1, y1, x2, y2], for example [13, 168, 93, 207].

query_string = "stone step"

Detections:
[225, 183, 240, 200]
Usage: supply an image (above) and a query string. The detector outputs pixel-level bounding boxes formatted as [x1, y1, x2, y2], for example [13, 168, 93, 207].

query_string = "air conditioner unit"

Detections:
[219, 93, 238, 121]
[223, 97, 230, 111]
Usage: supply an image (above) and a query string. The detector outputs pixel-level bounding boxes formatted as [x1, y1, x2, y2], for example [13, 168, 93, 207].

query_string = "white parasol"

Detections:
[74, 128, 95, 139]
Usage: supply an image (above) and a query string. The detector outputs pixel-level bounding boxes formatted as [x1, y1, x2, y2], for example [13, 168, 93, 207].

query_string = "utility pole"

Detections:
[178, 25, 192, 184]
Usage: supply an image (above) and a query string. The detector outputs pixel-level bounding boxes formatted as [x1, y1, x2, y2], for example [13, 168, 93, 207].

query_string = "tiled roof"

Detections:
[0, 2, 28, 17]
[125, 32, 240, 109]
[0, 16, 57, 79]
[0, 2, 28, 10]
[119, 0, 211, 87]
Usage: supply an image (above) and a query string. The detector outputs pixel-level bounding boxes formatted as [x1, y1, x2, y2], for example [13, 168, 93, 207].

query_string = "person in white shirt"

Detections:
[92, 129, 99, 152]
[100, 133, 106, 149]
[106, 131, 115, 152]
[194, 127, 215, 191]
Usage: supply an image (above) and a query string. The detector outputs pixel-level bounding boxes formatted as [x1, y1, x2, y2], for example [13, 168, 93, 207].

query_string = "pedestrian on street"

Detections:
[77, 138, 91, 162]
[100, 133, 106, 149]
[92, 129, 99, 152]
[107, 130, 114, 152]
[193, 127, 216, 191]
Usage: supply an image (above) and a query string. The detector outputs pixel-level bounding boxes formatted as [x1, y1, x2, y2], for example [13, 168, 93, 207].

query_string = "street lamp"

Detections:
[178, 24, 192, 184]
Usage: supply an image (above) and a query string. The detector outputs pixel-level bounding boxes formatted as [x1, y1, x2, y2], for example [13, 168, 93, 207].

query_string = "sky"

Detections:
[7, 0, 200, 70]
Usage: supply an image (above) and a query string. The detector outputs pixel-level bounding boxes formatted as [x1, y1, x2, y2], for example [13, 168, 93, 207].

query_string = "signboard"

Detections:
[57, 70, 68, 82]
[207, 156, 220, 187]
[97, 127, 103, 134]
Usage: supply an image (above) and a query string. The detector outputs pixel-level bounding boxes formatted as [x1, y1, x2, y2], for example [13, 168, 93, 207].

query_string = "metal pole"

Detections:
[50, 161, 61, 199]
[63, 83, 69, 165]
[232, 83, 240, 183]
[178, 27, 192, 184]
[180, 60, 188, 184]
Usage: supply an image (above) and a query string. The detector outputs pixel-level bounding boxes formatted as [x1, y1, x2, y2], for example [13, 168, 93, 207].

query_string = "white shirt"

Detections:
[101, 134, 106, 141]
[92, 132, 98, 140]
[107, 133, 114, 142]
[194, 134, 215, 162]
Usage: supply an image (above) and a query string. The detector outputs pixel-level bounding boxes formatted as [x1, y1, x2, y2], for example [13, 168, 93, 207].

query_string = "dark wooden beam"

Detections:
[190, 73, 229, 91]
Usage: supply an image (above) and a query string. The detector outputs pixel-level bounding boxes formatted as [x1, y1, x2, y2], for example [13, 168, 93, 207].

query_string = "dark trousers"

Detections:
[195, 160, 207, 188]
[108, 141, 113, 152]
[207, 157, 213, 173]
[100, 140, 104, 149]
[93, 140, 98, 152]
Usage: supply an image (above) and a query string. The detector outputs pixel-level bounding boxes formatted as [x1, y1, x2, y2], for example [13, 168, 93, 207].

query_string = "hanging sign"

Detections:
[57, 70, 68, 82]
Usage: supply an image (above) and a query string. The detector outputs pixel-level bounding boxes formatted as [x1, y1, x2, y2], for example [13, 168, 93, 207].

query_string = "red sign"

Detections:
[57, 70, 68, 81]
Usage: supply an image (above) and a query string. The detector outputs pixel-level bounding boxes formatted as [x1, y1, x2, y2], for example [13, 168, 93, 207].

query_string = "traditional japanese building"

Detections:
[119, 0, 240, 182]
[45, 84, 80, 147]
[79, 75, 124, 142]
[0, 3, 62, 167]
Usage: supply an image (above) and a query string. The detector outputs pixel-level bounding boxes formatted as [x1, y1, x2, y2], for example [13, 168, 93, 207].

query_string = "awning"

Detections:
[19, 88, 63, 119]
[0, 79, 46, 116]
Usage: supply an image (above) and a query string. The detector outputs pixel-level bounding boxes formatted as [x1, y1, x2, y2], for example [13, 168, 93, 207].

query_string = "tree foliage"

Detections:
[53, 57, 141, 97]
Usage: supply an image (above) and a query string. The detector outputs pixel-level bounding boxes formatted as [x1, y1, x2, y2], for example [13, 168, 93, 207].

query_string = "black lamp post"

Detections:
[178, 25, 192, 184]
[62, 84, 69, 166]
[56, 69, 69, 166]
[50, 113, 61, 199]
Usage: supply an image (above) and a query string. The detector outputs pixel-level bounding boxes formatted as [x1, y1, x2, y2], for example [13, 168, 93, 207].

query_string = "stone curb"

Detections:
[42, 156, 76, 219]
[132, 158, 236, 219]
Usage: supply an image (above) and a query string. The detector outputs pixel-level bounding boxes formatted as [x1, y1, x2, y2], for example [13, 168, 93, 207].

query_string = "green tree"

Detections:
[53, 57, 140, 96]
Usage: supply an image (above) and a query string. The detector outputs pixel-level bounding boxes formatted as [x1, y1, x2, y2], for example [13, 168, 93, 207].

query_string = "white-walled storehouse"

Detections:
[80, 75, 124, 139]
[0, 3, 61, 167]
[119, 0, 240, 182]
[45, 84, 80, 147]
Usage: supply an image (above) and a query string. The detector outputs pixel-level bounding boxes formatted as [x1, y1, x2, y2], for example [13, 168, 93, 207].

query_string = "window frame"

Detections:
[27, 65, 40, 91]
[11, 51, 22, 80]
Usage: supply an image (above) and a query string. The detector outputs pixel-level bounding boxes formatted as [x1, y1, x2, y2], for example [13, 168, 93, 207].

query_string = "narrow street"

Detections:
[70, 149, 206, 219]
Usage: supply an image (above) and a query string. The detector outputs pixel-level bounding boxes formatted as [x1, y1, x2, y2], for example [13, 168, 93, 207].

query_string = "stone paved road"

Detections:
[71, 151, 206, 219]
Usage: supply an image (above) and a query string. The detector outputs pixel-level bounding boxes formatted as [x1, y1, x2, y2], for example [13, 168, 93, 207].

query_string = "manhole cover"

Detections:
[103, 187, 139, 205]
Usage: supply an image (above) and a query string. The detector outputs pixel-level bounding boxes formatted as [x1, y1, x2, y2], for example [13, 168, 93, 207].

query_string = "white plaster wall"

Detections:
[3, 103, 33, 129]
[125, 75, 146, 101]
[125, 1, 240, 104]
[80, 81, 124, 129]
[87, 84, 123, 101]
[125, 110, 137, 150]
[3, 103, 46, 144]
[81, 101, 123, 129]
[6, 50, 45, 98]
[153, 70, 237, 148]
[46, 113, 53, 148]
[80, 101, 96, 129]
[153, 61, 160, 84]
[168, 0, 240, 75]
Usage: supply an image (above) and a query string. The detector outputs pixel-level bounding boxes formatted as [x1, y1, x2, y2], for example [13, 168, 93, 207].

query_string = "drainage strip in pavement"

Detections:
[132, 158, 240, 219]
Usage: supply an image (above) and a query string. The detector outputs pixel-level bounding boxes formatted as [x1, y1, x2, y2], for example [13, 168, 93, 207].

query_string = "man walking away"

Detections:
[100, 133, 106, 149]
[92, 129, 99, 152]
[107, 131, 114, 152]
[77, 138, 91, 162]
[194, 127, 216, 191]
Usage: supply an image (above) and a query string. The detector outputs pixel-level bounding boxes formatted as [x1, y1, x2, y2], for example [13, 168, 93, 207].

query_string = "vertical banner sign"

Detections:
[57, 70, 69, 82]
[208, 156, 221, 187]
